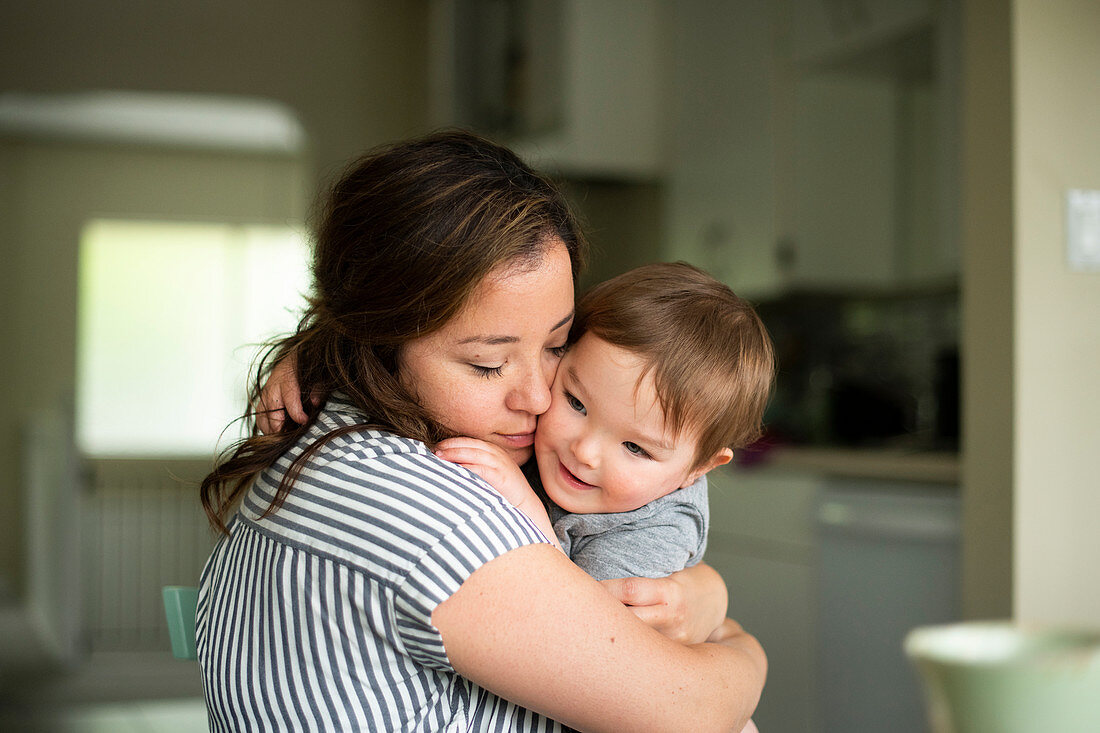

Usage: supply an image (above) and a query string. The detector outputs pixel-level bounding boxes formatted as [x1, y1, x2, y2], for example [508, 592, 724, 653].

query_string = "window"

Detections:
[76, 219, 310, 457]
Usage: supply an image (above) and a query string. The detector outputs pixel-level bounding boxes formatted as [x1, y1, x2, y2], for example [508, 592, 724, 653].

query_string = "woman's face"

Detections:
[397, 240, 575, 465]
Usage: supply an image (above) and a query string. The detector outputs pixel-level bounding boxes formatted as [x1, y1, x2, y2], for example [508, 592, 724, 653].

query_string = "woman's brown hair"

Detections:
[201, 130, 586, 534]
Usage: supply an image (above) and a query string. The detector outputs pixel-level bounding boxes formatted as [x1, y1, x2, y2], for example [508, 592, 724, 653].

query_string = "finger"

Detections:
[433, 445, 490, 464]
[620, 603, 677, 637]
[256, 410, 282, 435]
[436, 436, 495, 452]
[435, 437, 477, 451]
[256, 374, 284, 432]
[622, 600, 693, 644]
[600, 576, 668, 608]
[284, 385, 309, 424]
[460, 463, 500, 487]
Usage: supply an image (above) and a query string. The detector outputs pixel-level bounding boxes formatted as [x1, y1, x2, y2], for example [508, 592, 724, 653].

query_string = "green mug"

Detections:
[905, 621, 1100, 733]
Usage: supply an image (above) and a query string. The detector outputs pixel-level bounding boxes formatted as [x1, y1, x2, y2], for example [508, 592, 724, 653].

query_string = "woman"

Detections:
[198, 130, 765, 731]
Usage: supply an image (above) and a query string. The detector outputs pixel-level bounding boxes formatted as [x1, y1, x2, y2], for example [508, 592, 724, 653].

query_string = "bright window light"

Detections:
[76, 219, 311, 457]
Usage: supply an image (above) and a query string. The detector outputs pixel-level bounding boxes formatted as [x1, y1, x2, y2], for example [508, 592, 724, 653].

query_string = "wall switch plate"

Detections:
[1066, 189, 1100, 272]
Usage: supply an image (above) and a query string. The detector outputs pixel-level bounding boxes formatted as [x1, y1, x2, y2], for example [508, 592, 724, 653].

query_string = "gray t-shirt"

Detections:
[544, 475, 709, 581]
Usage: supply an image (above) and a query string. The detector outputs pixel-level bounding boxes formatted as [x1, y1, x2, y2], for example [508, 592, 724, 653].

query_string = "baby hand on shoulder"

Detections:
[433, 438, 534, 507]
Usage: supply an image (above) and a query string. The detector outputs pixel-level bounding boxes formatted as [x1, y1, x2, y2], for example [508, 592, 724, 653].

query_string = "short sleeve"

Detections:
[392, 503, 549, 670]
[568, 499, 708, 581]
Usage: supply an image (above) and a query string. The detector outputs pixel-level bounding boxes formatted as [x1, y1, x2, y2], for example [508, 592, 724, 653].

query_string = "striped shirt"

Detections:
[197, 396, 567, 731]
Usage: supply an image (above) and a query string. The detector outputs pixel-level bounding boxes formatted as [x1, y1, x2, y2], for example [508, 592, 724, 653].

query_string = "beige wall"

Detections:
[963, 0, 1100, 624]
[1013, 0, 1100, 624]
[960, 0, 1014, 619]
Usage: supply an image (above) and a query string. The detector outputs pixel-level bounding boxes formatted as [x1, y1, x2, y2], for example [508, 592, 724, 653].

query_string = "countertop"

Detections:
[743, 445, 960, 484]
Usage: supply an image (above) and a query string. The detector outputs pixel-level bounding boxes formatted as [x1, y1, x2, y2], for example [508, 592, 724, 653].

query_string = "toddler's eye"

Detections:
[565, 392, 587, 415]
[623, 442, 650, 458]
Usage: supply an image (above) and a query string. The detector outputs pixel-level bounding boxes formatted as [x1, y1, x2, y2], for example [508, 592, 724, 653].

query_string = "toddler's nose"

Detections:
[571, 433, 600, 469]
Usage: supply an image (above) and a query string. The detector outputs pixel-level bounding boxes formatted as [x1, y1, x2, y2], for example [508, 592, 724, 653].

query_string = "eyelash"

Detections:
[623, 442, 652, 459]
[471, 364, 505, 379]
[470, 344, 566, 379]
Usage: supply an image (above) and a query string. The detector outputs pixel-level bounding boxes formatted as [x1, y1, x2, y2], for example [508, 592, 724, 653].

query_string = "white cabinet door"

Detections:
[509, 0, 666, 179]
[707, 467, 821, 732]
[707, 547, 817, 732]
[790, 72, 900, 289]
[430, 0, 665, 179]
[792, 0, 933, 66]
[662, 0, 783, 299]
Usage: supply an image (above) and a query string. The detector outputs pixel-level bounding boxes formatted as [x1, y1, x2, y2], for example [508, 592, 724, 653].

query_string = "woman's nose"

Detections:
[507, 361, 552, 415]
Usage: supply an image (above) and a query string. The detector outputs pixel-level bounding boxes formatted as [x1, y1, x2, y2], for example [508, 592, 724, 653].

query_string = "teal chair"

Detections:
[162, 585, 199, 660]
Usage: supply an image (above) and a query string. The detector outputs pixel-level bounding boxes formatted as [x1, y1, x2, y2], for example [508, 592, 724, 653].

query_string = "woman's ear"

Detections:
[681, 448, 734, 488]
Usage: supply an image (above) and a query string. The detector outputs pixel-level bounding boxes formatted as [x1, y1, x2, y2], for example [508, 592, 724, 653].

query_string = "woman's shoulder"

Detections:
[239, 399, 544, 579]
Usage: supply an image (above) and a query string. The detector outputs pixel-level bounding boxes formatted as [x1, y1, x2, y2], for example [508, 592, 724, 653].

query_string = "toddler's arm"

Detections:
[434, 438, 563, 553]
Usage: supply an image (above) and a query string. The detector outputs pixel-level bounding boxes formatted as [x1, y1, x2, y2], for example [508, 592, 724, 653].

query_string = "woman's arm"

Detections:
[433, 544, 765, 733]
[602, 562, 729, 645]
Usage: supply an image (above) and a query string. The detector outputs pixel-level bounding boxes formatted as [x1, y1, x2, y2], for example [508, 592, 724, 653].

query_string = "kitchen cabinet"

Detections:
[707, 466, 821, 732]
[788, 72, 901, 288]
[816, 478, 960, 731]
[792, 0, 933, 66]
[429, 0, 666, 180]
[662, 0, 784, 299]
[662, 0, 958, 297]
[784, 2, 960, 291]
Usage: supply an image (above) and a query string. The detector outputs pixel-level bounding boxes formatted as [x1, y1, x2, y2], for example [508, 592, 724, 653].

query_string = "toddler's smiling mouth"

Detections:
[558, 459, 597, 490]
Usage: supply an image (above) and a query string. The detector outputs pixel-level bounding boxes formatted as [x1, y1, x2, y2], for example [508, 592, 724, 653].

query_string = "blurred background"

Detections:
[1, 1, 1097, 731]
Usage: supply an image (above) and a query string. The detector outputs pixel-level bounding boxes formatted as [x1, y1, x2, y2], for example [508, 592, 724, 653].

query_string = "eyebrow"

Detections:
[457, 311, 573, 346]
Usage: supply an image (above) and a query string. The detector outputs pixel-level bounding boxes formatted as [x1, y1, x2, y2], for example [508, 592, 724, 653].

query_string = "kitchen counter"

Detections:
[749, 446, 960, 484]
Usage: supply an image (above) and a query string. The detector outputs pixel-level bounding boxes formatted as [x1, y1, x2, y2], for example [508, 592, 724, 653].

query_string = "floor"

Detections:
[1, 699, 208, 733]
[0, 652, 207, 732]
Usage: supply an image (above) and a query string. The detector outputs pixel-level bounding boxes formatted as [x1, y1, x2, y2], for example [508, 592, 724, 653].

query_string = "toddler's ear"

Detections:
[681, 448, 734, 487]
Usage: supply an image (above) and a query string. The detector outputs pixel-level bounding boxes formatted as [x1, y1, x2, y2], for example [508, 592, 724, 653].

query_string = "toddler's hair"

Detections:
[572, 262, 775, 468]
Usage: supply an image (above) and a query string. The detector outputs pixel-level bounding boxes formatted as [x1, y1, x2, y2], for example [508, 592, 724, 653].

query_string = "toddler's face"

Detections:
[534, 333, 707, 514]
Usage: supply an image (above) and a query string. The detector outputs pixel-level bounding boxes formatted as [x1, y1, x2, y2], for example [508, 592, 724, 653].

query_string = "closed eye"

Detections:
[470, 364, 505, 378]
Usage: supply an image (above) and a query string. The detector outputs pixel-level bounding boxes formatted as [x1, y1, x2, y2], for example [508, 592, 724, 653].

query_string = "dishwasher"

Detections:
[815, 478, 961, 733]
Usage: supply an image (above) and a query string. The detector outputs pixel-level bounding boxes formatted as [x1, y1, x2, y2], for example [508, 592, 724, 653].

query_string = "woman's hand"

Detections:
[601, 561, 729, 645]
[255, 354, 316, 434]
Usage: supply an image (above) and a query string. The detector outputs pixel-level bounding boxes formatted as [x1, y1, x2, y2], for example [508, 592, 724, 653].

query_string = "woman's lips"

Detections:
[497, 431, 536, 448]
[558, 460, 597, 490]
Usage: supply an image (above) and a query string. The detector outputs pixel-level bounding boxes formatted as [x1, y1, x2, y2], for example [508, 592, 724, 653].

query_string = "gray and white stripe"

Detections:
[197, 397, 568, 731]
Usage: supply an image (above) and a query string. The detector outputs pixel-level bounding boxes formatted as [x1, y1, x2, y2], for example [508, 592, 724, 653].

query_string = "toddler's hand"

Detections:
[434, 438, 562, 554]
[433, 438, 533, 506]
